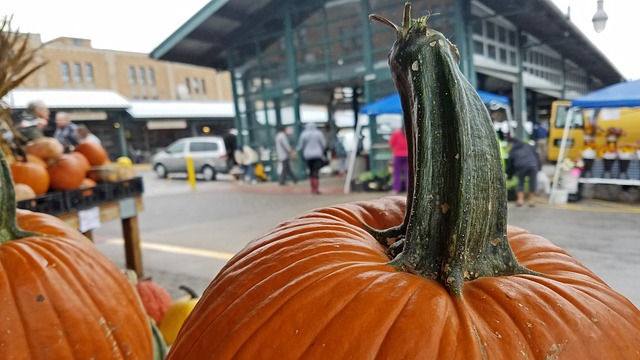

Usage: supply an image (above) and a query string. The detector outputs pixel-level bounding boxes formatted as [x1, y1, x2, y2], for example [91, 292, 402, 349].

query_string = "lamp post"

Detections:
[592, 0, 608, 33]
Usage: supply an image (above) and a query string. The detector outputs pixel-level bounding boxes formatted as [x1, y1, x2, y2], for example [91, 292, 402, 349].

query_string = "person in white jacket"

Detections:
[275, 126, 297, 185]
[297, 123, 326, 194]
[234, 145, 260, 184]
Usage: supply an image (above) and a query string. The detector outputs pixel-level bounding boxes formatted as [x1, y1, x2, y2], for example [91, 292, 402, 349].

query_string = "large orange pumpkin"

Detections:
[0, 155, 154, 359]
[75, 142, 110, 166]
[10, 160, 50, 195]
[166, 6, 640, 359]
[47, 153, 87, 190]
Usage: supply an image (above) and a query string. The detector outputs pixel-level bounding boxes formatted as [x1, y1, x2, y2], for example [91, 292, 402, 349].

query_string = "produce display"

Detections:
[165, 4, 640, 359]
[0, 153, 155, 359]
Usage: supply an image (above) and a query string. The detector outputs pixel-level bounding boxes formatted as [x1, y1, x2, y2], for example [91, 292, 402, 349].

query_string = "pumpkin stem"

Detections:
[0, 152, 39, 243]
[378, 3, 536, 297]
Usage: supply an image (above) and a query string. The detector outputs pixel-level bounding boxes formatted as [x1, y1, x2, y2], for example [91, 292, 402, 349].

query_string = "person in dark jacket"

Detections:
[506, 137, 540, 207]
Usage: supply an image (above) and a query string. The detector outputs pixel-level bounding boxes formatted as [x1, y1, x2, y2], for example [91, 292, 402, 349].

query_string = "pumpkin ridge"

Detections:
[214, 226, 386, 284]
[17, 238, 125, 357]
[3, 241, 79, 357]
[243, 266, 403, 359]
[23, 236, 149, 357]
[362, 276, 427, 360]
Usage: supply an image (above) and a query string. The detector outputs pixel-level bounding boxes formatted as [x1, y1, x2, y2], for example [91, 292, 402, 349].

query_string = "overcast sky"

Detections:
[3, 0, 638, 80]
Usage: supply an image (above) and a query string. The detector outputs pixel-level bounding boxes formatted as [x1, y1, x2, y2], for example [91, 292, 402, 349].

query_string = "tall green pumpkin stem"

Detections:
[0, 152, 38, 243]
[373, 3, 536, 297]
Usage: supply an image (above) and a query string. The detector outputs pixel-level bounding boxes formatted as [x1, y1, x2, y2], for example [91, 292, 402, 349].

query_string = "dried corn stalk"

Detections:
[0, 15, 47, 157]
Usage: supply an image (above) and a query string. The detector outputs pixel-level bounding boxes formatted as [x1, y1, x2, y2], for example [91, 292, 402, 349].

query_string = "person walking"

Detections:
[235, 145, 260, 184]
[389, 126, 409, 194]
[53, 111, 79, 150]
[506, 137, 541, 207]
[275, 126, 297, 185]
[16, 100, 49, 141]
[297, 123, 326, 194]
[533, 119, 549, 165]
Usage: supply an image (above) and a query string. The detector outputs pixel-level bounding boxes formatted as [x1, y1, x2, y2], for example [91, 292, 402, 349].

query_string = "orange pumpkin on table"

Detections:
[165, 5, 640, 359]
[47, 153, 87, 190]
[75, 142, 110, 166]
[10, 160, 50, 195]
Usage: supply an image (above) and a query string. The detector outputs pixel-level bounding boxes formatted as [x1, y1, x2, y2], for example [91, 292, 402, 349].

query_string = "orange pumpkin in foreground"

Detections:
[166, 6, 640, 359]
[1, 157, 153, 359]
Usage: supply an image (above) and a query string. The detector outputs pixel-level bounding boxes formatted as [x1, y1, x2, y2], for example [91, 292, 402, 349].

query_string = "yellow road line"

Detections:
[106, 238, 235, 261]
[550, 202, 640, 213]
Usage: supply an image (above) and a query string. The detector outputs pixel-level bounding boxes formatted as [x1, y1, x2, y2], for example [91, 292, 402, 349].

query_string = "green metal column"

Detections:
[360, 0, 378, 172]
[514, 30, 527, 140]
[116, 118, 127, 158]
[283, 2, 304, 178]
[227, 54, 244, 146]
[454, 0, 475, 84]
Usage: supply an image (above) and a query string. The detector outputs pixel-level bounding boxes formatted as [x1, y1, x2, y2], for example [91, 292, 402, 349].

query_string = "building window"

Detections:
[473, 40, 484, 55]
[148, 67, 156, 85]
[139, 67, 146, 85]
[499, 48, 507, 64]
[185, 78, 191, 93]
[61, 62, 70, 83]
[73, 62, 82, 83]
[85, 63, 94, 83]
[201, 79, 207, 94]
[129, 66, 136, 84]
[486, 22, 495, 39]
[192, 78, 200, 94]
[487, 44, 496, 60]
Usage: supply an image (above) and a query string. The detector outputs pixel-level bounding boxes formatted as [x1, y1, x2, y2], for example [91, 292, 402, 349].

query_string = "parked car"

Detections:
[151, 136, 230, 180]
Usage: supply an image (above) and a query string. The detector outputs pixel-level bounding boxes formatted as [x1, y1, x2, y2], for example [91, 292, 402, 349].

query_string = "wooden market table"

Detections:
[58, 196, 145, 278]
[17, 177, 146, 278]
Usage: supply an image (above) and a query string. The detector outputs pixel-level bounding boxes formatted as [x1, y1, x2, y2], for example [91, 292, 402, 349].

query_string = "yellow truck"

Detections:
[547, 100, 640, 161]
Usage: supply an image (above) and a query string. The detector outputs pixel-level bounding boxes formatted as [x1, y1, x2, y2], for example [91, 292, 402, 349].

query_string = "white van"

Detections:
[151, 136, 230, 180]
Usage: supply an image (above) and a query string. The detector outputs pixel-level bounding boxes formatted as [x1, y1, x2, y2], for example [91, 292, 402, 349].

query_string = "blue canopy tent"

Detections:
[360, 90, 510, 115]
[550, 80, 640, 203]
[571, 79, 640, 108]
[344, 90, 511, 193]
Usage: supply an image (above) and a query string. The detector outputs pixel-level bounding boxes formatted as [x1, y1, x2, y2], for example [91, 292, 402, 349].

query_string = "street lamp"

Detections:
[592, 0, 608, 33]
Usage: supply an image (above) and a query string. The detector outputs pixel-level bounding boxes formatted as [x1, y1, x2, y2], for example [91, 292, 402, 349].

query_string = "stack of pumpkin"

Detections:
[9, 136, 113, 201]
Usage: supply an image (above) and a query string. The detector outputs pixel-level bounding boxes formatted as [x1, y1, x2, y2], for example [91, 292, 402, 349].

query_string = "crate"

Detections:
[112, 177, 144, 199]
[17, 192, 67, 216]
[64, 183, 116, 212]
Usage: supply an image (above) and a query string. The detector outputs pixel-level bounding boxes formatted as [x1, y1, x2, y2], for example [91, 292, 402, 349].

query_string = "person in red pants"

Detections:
[389, 126, 408, 194]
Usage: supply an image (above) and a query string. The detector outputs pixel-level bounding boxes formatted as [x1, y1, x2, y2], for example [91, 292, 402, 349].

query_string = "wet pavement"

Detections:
[92, 166, 640, 308]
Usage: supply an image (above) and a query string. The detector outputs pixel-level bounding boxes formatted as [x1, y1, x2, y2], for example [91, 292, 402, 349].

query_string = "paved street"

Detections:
[93, 167, 640, 308]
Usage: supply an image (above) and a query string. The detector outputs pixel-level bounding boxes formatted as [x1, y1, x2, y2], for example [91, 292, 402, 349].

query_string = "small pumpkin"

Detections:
[75, 142, 110, 166]
[47, 153, 86, 190]
[165, 5, 640, 359]
[0, 153, 154, 359]
[10, 160, 50, 195]
[25, 136, 64, 162]
[159, 285, 200, 345]
[136, 279, 174, 325]
[14, 183, 36, 201]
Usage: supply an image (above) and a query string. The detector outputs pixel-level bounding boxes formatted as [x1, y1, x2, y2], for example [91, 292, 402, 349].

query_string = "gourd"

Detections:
[136, 278, 174, 325]
[159, 285, 200, 346]
[165, 4, 640, 359]
[0, 153, 154, 359]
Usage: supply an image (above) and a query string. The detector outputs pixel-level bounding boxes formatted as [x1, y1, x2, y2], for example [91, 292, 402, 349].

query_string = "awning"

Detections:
[360, 90, 510, 116]
[571, 80, 640, 109]
[3, 89, 130, 110]
[127, 100, 234, 119]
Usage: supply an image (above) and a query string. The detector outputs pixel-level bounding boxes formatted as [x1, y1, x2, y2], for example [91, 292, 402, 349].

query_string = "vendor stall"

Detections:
[549, 80, 640, 203]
